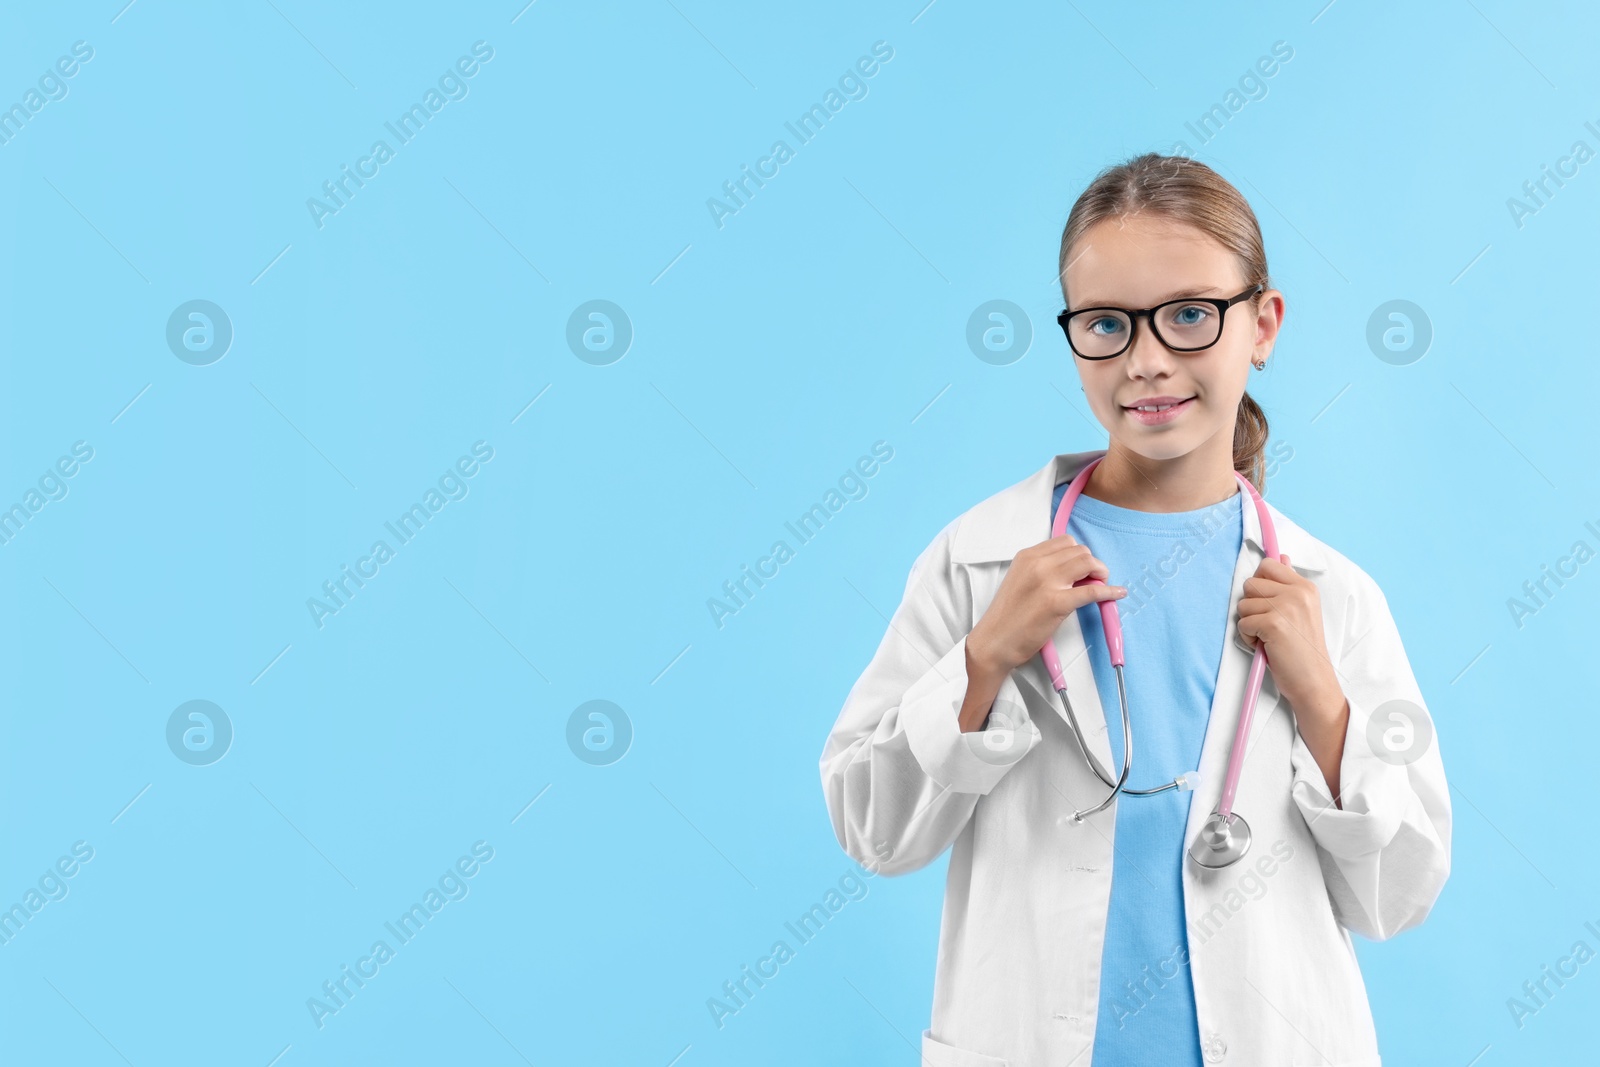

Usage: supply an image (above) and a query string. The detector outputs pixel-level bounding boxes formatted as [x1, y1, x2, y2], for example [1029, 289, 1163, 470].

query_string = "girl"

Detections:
[820, 154, 1450, 1066]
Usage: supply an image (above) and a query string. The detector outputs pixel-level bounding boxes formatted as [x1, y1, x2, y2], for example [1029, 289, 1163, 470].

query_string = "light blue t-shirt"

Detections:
[1049, 478, 1244, 1065]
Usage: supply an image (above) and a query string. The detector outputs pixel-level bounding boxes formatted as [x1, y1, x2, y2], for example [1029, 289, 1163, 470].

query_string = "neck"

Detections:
[1084, 439, 1240, 513]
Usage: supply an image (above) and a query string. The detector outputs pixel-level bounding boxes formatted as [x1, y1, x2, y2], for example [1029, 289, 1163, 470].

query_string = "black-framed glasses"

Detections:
[1056, 284, 1264, 360]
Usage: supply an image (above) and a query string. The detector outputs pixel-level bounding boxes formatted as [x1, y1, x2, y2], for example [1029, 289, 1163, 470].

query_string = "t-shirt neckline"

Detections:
[1058, 483, 1244, 535]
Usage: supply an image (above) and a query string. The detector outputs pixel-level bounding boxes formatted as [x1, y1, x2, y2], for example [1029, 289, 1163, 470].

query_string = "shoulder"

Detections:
[942, 452, 1091, 566]
[1266, 504, 1396, 639]
[902, 459, 1047, 588]
[1269, 504, 1374, 584]
[911, 512, 965, 574]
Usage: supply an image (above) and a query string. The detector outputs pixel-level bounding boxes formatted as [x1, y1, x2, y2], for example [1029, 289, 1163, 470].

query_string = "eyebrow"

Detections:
[1068, 286, 1226, 310]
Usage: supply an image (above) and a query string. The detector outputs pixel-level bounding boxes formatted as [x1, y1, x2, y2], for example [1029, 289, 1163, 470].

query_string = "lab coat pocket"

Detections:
[919, 1029, 1009, 1067]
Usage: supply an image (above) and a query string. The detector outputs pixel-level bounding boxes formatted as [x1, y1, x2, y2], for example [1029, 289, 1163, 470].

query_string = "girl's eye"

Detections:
[1171, 304, 1211, 327]
[1087, 316, 1124, 336]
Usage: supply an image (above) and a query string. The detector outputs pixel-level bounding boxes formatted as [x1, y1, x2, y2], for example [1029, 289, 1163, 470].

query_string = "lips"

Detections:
[1122, 396, 1195, 425]
[1122, 395, 1193, 411]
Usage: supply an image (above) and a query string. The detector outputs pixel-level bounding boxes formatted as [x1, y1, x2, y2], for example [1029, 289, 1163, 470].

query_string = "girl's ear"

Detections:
[1248, 289, 1286, 351]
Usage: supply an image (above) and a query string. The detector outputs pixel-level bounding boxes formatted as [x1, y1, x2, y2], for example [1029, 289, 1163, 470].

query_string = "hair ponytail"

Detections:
[1059, 153, 1273, 493]
[1233, 391, 1269, 493]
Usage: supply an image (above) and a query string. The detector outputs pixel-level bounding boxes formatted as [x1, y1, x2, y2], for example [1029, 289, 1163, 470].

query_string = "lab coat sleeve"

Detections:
[819, 519, 1043, 877]
[1288, 568, 1452, 941]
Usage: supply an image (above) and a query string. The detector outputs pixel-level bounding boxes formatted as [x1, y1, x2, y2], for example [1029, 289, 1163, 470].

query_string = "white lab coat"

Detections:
[819, 449, 1450, 1066]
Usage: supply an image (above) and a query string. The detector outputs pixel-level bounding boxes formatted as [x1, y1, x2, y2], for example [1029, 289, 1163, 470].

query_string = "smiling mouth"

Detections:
[1124, 399, 1193, 412]
[1121, 396, 1197, 425]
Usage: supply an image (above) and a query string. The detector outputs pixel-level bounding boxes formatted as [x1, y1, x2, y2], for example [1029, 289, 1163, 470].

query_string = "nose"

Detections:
[1122, 313, 1179, 379]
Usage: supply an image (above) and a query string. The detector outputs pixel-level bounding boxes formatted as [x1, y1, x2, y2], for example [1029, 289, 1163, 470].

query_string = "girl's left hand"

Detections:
[1236, 554, 1343, 717]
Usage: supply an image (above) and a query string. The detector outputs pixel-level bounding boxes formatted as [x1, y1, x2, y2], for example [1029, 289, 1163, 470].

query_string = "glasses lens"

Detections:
[1153, 300, 1223, 350]
[1067, 310, 1133, 358]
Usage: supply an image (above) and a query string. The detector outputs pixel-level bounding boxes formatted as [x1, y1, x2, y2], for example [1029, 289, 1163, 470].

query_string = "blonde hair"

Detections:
[1058, 153, 1273, 492]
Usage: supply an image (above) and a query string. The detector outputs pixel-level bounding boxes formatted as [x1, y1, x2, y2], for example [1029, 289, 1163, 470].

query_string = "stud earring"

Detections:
[1251, 359, 1266, 370]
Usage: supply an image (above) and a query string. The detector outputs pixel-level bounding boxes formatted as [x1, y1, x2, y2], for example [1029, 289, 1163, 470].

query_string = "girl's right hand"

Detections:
[966, 536, 1127, 678]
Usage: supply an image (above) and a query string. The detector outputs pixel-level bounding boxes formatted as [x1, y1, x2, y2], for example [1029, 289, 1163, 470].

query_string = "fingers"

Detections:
[1236, 606, 1269, 648]
[1022, 537, 1110, 580]
[1048, 541, 1110, 581]
[1051, 580, 1127, 616]
[1242, 573, 1295, 599]
[1026, 535, 1126, 593]
[1253, 556, 1299, 582]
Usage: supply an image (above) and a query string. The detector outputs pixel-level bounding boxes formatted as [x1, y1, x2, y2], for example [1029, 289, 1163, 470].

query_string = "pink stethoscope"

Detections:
[1039, 457, 1277, 870]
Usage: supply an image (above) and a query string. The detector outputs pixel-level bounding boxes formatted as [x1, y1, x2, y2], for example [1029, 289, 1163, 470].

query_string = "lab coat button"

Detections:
[1202, 1033, 1227, 1062]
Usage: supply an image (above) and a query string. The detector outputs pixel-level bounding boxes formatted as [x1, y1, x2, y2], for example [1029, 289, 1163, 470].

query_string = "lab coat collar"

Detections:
[949, 448, 1329, 578]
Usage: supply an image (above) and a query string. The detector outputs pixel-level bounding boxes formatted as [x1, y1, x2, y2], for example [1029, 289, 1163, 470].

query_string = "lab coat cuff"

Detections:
[1289, 691, 1408, 859]
[899, 636, 1041, 795]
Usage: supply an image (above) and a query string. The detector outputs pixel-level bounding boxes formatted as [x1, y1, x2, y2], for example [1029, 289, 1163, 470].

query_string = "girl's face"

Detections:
[1062, 215, 1282, 465]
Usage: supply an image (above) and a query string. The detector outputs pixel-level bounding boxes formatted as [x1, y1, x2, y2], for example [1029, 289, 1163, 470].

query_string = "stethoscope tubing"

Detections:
[1038, 457, 1279, 828]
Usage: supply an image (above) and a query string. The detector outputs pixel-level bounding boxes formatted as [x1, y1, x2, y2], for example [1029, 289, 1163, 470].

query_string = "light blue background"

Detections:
[1, 1, 1595, 1063]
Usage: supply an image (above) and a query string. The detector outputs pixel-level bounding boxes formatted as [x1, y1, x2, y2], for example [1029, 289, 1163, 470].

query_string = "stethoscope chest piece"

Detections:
[1188, 809, 1252, 869]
